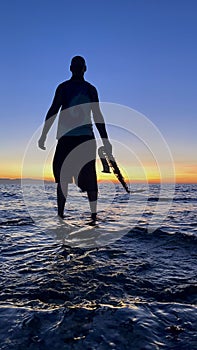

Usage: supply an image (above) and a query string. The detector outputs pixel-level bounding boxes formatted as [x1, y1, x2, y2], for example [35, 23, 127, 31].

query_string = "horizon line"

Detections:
[0, 177, 197, 185]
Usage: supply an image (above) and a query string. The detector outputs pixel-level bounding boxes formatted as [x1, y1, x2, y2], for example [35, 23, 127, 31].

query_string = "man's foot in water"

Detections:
[58, 213, 65, 220]
[86, 213, 97, 226]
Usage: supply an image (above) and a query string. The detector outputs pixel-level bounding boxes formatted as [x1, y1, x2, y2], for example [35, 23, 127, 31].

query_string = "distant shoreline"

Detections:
[0, 178, 54, 184]
[0, 178, 196, 185]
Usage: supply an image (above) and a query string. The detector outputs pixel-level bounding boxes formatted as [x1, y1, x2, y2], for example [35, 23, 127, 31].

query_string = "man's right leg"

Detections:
[57, 182, 68, 218]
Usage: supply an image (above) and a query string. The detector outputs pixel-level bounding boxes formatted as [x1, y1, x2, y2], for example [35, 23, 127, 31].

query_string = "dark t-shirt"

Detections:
[45, 77, 99, 139]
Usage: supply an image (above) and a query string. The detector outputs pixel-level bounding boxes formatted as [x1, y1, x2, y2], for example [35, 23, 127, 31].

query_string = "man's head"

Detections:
[70, 56, 86, 75]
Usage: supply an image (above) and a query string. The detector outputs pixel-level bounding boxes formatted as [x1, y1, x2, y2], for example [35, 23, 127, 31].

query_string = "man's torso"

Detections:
[57, 78, 98, 139]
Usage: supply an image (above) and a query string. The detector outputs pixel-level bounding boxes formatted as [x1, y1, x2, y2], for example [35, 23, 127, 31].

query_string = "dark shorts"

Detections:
[53, 135, 98, 192]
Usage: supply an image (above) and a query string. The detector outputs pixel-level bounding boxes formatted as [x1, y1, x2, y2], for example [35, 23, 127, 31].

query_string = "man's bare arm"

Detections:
[38, 85, 62, 150]
[92, 102, 112, 154]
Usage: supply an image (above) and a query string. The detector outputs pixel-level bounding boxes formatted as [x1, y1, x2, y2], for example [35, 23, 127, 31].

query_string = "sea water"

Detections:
[0, 183, 196, 349]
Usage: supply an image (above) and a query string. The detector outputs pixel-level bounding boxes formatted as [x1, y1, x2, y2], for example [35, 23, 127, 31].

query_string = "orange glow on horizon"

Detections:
[174, 162, 197, 184]
[0, 161, 196, 184]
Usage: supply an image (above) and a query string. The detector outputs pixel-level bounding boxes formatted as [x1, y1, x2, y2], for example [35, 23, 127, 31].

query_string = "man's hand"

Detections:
[38, 135, 46, 150]
[103, 139, 112, 155]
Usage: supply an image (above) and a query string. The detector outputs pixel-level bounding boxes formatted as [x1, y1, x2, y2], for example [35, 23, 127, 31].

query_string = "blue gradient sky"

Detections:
[0, 0, 197, 181]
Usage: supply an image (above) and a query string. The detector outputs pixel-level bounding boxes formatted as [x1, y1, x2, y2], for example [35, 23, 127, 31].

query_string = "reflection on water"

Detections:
[0, 183, 196, 349]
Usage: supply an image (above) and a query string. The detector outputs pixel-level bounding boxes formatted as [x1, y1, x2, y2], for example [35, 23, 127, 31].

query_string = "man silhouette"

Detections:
[38, 56, 112, 224]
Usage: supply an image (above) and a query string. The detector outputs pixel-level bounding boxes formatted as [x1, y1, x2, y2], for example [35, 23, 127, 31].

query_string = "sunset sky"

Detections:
[0, 0, 196, 183]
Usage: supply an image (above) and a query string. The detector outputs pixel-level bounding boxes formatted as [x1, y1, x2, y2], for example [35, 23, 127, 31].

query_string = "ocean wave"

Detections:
[0, 217, 34, 227]
[0, 302, 196, 350]
[126, 226, 197, 244]
[148, 197, 197, 202]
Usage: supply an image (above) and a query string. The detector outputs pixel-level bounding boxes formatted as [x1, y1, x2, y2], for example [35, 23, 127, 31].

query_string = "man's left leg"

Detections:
[87, 190, 98, 222]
